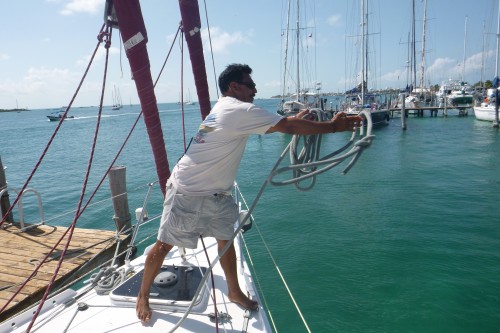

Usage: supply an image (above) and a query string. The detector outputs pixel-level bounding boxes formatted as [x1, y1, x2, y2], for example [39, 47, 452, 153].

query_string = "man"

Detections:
[136, 63, 361, 322]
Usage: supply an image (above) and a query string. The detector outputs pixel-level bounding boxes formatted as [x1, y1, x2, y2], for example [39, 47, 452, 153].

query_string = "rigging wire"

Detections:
[5, 11, 177, 325]
[3, 15, 184, 314]
[180, 29, 187, 151]
[154, 24, 182, 88]
[237, 112, 374, 332]
[0, 24, 107, 318]
[25, 24, 113, 332]
[0, 23, 105, 229]
[1, 6, 185, 329]
[201, 0, 219, 99]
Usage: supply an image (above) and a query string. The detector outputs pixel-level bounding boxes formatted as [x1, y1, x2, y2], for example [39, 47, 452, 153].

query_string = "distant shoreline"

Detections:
[0, 108, 29, 113]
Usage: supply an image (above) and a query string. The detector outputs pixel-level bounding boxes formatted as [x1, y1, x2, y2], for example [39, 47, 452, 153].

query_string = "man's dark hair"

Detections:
[218, 64, 253, 93]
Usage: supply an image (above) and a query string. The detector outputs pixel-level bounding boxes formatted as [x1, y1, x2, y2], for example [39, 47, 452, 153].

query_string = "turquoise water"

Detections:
[1, 101, 500, 332]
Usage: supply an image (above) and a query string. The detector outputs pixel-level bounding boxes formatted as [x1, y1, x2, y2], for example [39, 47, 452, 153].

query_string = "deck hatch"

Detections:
[110, 265, 208, 306]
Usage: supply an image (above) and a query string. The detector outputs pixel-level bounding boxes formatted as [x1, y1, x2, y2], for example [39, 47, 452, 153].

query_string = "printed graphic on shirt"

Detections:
[194, 114, 216, 143]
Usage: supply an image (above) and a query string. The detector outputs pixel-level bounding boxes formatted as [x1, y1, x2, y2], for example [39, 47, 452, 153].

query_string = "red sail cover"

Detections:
[112, 1, 170, 196]
[178, 0, 211, 119]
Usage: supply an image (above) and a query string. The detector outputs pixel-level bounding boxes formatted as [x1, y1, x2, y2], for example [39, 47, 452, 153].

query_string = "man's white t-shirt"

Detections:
[171, 96, 283, 195]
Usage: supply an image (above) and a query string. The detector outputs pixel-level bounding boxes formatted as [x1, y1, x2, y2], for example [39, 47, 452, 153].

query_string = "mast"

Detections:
[296, 0, 300, 102]
[496, 0, 500, 79]
[495, 0, 500, 126]
[361, 0, 366, 103]
[282, 0, 292, 102]
[411, 0, 416, 92]
[462, 16, 468, 81]
[419, 0, 427, 94]
[481, 20, 485, 90]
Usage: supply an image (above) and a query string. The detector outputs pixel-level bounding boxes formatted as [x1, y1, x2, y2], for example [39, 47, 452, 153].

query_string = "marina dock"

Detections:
[388, 105, 472, 117]
[0, 223, 130, 321]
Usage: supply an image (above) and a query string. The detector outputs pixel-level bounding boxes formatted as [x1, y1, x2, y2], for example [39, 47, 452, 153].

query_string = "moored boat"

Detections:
[473, 0, 500, 123]
[345, 94, 390, 127]
[277, 0, 328, 117]
[344, 0, 390, 127]
[436, 79, 474, 108]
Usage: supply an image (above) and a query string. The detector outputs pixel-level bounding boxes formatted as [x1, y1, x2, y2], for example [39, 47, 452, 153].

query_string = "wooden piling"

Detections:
[400, 93, 407, 130]
[108, 166, 132, 234]
[0, 156, 13, 223]
[494, 88, 499, 128]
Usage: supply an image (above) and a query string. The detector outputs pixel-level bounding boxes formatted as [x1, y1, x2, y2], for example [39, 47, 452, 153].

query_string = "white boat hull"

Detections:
[473, 105, 500, 122]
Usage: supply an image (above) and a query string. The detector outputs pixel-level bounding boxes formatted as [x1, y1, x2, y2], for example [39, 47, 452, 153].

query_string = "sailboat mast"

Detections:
[361, 0, 366, 103]
[296, 0, 300, 102]
[419, 0, 427, 93]
[462, 16, 468, 81]
[282, 0, 291, 101]
[411, 0, 416, 91]
[496, 0, 500, 78]
[481, 20, 486, 89]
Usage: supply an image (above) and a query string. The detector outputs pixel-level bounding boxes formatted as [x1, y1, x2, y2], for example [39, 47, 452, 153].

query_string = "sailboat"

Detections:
[403, 0, 421, 113]
[0, 1, 374, 332]
[277, 0, 327, 118]
[111, 85, 123, 110]
[437, 17, 475, 109]
[345, 0, 390, 127]
[473, 0, 500, 123]
[184, 89, 195, 105]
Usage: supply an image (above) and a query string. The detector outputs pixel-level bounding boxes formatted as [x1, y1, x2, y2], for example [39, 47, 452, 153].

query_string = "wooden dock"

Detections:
[388, 105, 472, 117]
[0, 223, 130, 321]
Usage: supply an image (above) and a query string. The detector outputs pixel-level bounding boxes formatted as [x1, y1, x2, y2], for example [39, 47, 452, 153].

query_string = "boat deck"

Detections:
[0, 223, 129, 321]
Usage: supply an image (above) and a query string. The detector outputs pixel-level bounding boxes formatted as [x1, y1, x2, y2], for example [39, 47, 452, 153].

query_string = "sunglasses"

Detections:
[237, 81, 256, 89]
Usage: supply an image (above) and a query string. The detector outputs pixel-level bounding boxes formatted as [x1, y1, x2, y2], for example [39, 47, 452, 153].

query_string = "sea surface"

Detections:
[1, 100, 499, 332]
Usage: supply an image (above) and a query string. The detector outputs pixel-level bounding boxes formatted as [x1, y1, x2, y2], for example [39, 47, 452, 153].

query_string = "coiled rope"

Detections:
[270, 110, 375, 189]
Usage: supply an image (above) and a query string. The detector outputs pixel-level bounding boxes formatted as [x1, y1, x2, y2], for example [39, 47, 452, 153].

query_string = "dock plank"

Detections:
[0, 223, 130, 322]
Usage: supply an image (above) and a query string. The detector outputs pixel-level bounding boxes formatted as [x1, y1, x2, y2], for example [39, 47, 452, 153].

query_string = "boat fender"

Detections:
[239, 210, 252, 233]
[154, 271, 178, 287]
[135, 207, 148, 221]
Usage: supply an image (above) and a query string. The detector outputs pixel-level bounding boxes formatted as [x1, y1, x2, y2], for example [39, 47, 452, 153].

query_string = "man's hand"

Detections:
[330, 112, 362, 132]
[295, 109, 310, 119]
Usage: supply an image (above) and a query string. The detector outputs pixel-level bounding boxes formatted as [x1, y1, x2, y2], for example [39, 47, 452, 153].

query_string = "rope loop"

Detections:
[270, 110, 375, 189]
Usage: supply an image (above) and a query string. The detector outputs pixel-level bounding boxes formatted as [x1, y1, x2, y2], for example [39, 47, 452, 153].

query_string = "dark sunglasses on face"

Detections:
[236, 81, 256, 89]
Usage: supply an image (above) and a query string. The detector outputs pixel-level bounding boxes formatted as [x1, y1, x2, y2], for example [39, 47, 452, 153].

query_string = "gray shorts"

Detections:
[157, 181, 239, 249]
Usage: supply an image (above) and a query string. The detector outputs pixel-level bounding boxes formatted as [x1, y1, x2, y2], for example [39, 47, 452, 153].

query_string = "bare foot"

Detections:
[228, 290, 258, 310]
[136, 291, 152, 322]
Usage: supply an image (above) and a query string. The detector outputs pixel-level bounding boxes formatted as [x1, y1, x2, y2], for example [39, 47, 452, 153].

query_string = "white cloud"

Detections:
[60, 0, 103, 15]
[425, 57, 456, 80]
[327, 14, 342, 27]
[201, 27, 246, 54]
[381, 69, 405, 84]
[0, 54, 9, 61]
[76, 46, 120, 67]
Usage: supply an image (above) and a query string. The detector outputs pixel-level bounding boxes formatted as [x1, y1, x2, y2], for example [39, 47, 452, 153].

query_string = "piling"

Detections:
[400, 93, 407, 130]
[443, 95, 448, 117]
[0, 156, 13, 222]
[494, 88, 499, 128]
[108, 166, 132, 234]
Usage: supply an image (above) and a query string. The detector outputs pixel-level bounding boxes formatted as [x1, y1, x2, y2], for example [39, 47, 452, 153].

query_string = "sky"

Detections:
[0, 0, 499, 110]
